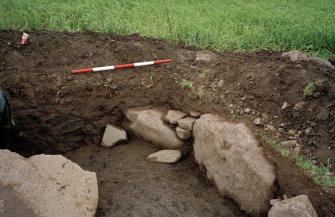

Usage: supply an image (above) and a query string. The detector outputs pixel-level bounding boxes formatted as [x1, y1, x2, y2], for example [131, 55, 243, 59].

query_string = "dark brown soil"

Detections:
[65, 140, 248, 217]
[0, 30, 334, 216]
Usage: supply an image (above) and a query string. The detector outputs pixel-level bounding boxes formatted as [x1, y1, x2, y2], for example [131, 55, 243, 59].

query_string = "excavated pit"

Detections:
[1, 30, 335, 216]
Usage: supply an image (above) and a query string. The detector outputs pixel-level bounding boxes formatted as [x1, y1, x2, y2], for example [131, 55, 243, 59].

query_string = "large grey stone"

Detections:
[193, 114, 276, 216]
[146, 150, 182, 163]
[177, 117, 196, 131]
[268, 195, 318, 217]
[123, 107, 184, 149]
[0, 150, 98, 217]
[101, 124, 128, 148]
[165, 110, 187, 124]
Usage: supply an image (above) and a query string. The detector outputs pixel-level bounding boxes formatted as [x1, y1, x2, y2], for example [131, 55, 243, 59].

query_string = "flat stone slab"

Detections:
[123, 107, 184, 149]
[146, 150, 182, 163]
[165, 110, 187, 124]
[176, 127, 192, 140]
[177, 117, 196, 131]
[0, 150, 98, 217]
[101, 124, 128, 148]
[268, 195, 318, 217]
[193, 114, 276, 216]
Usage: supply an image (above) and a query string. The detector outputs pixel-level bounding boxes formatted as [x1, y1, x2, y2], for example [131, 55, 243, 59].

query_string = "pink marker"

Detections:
[72, 59, 172, 74]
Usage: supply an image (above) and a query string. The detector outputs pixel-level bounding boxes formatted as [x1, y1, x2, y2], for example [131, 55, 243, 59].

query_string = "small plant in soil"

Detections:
[180, 79, 193, 89]
[303, 80, 322, 98]
[259, 135, 335, 188]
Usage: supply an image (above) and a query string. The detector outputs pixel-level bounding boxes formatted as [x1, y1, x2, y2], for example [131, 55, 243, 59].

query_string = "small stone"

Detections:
[241, 96, 247, 102]
[310, 121, 317, 127]
[253, 118, 261, 126]
[293, 147, 301, 155]
[106, 77, 112, 83]
[265, 124, 276, 131]
[312, 160, 317, 165]
[146, 150, 182, 164]
[293, 101, 306, 111]
[66, 76, 73, 81]
[165, 110, 187, 124]
[304, 127, 312, 135]
[217, 79, 224, 88]
[101, 124, 128, 148]
[177, 117, 196, 131]
[329, 54, 335, 65]
[288, 129, 296, 136]
[244, 108, 251, 113]
[280, 140, 297, 148]
[190, 111, 202, 118]
[176, 127, 192, 140]
[281, 102, 289, 110]
[278, 128, 285, 133]
[270, 199, 282, 206]
[316, 107, 329, 121]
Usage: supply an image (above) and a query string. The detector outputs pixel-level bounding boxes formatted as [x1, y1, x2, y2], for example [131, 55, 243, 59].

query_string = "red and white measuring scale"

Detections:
[71, 59, 172, 74]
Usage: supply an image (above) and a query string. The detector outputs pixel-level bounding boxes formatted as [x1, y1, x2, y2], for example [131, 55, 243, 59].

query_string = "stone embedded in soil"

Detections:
[190, 111, 202, 118]
[253, 117, 261, 126]
[176, 127, 192, 140]
[281, 102, 289, 110]
[123, 107, 184, 149]
[146, 150, 182, 164]
[195, 51, 215, 62]
[268, 195, 318, 217]
[0, 150, 98, 217]
[165, 110, 187, 124]
[293, 101, 306, 111]
[101, 124, 128, 148]
[193, 114, 276, 216]
[316, 107, 329, 121]
[329, 54, 335, 65]
[280, 140, 298, 149]
[177, 117, 196, 131]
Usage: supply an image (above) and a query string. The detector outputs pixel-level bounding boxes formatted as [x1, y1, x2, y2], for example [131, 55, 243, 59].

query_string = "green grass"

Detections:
[1, 0, 335, 56]
[180, 79, 193, 89]
[259, 135, 335, 188]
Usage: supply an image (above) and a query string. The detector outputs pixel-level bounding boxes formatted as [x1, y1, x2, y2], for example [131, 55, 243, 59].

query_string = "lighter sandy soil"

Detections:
[65, 139, 248, 217]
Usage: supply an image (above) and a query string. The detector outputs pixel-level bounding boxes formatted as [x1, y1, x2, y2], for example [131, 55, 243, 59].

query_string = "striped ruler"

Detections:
[71, 59, 172, 74]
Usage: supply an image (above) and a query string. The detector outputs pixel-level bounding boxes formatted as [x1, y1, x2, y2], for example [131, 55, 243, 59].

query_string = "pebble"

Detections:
[293, 146, 301, 154]
[265, 124, 276, 131]
[278, 128, 285, 133]
[312, 160, 318, 165]
[106, 77, 113, 83]
[281, 102, 289, 110]
[310, 121, 317, 127]
[253, 118, 261, 126]
[280, 140, 297, 148]
[288, 129, 296, 136]
[217, 79, 224, 88]
[304, 127, 312, 135]
[244, 108, 251, 113]
[293, 101, 306, 111]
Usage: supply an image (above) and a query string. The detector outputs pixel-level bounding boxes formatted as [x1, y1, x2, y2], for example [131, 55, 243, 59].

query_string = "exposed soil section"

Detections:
[0, 30, 335, 216]
[65, 140, 247, 217]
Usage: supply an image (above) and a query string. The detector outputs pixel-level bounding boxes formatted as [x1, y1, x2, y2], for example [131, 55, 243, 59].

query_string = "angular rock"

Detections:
[253, 118, 261, 126]
[0, 150, 98, 217]
[193, 114, 276, 216]
[101, 124, 128, 148]
[190, 111, 202, 118]
[165, 110, 187, 124]
[268, 195, 318, 217]
[123, 108, 184, 149]
[176, 127, 192, 140]
[177, 117, 196, 131]
[146, 150, 182, 163]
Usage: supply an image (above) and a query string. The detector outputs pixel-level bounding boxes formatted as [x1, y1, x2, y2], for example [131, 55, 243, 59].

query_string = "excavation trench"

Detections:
[1, 30, 335, 216]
